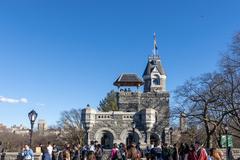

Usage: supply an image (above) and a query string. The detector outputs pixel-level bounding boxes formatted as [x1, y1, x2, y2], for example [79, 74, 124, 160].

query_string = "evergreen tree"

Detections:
[98, 90, 118, 111]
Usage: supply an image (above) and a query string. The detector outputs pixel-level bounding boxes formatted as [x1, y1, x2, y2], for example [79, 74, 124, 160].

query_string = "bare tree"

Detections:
[0, 132, 28, 152]
[221, 32, 240, 71]
[58, 108, 84, 145]
[220, 32, 240, 139]
[174, 73, 229, 147]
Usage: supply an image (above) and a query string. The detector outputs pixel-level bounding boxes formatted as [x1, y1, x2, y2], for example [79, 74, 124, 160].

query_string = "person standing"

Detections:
[47, 142, 53, 160]
[42, 145, 51, 160]
[110, 143, 119, 160]
[209, 148, 223, 160]
[95, 144, 102, 160]
[63, 144, 71, 160]
[119, 143, 127, 160]
[89, 141, 95, 152]
[22, 144, 34, 160]
[150, 144, 162, 160]
[52, 144, 58, 160]
[194, 141, 208, 160]
[72, 144, 80, 160]
[127, 143, 141, 160]
[172, 144, 178, 160]
[187, 144, 197, 160]
[0, 141, 5, 160]
[80, 144, 88, 160]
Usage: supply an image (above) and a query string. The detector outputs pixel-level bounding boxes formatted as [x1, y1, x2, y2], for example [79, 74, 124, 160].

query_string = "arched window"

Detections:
[153, 74, 160, 85]
[155, 112, 158, 122]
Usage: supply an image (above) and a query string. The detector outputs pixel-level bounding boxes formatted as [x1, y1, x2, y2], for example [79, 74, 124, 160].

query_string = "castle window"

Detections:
[155, 112, 158, 122]
[153, 75, 160, 85]
[98, 116, 100, 118]
[153, 78, 160, 85]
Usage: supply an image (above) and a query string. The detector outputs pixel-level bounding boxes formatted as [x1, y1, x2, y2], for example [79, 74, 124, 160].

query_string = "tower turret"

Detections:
[143, 33, 166, 92]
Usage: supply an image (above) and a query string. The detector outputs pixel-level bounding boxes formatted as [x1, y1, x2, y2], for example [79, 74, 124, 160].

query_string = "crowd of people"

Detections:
[0, 140, 238, 160]
[30, 140, 235, 160]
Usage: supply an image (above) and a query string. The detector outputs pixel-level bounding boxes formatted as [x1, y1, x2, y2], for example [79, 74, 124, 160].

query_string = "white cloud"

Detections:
[0, 96, 28, 104]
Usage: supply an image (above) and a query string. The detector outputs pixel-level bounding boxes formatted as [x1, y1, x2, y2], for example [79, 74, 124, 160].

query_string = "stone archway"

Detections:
[94, 128, 117, 149]
[120, 128, 143, 146]
[126, 132, 140, 146]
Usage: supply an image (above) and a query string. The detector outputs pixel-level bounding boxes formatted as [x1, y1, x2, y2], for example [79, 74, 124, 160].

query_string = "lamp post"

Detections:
[169, 127, 173, 145]
[28, 110, 38, 148]
[224, 124, 229, 160]
[131, 121, 136, 143]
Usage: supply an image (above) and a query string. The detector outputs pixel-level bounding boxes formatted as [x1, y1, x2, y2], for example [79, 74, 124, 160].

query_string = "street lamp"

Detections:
[224, 124, 229, 160]
[28, 110, 38, 148]
[131, 121, 136, 143]
[169, 127, 173, 145]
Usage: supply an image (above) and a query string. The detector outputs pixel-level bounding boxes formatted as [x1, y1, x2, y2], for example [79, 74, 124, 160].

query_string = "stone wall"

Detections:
[140, 92, 170, 136]
[81, 90, 171, 146]
[117, 91, 141, 112]
[117, 91, 170, 134]
[88, 111, 146, 146]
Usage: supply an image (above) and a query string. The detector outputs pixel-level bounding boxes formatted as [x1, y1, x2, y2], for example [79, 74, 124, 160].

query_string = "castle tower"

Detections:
[143, 33, 166, 92]
[37, 119, 48, 134]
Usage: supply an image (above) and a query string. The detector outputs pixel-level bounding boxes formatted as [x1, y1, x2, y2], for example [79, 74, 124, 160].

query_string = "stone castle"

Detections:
[81, 34, 170, 148]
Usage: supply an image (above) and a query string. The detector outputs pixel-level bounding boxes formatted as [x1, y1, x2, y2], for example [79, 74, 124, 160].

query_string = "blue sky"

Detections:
[0, 0, 240, 128]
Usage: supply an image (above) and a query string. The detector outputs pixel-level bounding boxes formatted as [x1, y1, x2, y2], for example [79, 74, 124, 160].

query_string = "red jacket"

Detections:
[197, 148, 208, 160]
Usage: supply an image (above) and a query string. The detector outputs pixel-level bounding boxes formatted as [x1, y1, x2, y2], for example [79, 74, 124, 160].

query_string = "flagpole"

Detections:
[153, 32, 157, 56]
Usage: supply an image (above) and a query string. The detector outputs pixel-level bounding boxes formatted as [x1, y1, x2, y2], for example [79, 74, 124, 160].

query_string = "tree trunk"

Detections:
[206, 133, 212, 148]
